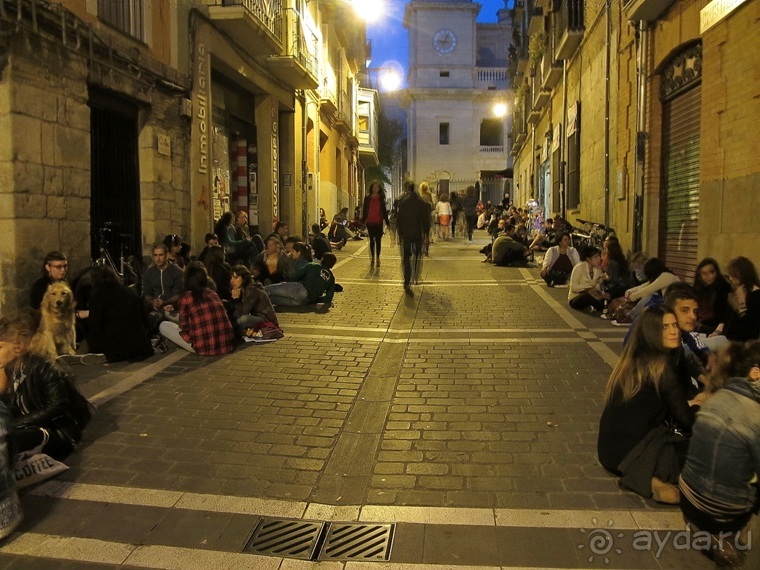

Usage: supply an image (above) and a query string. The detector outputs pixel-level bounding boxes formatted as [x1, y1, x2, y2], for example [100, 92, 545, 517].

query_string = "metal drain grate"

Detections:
[318, 523, 395, 561]
[243, 518, 325, 560]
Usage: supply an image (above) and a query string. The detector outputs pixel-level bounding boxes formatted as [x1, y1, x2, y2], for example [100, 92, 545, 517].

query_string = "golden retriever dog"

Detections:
[29, 281, 77, 360]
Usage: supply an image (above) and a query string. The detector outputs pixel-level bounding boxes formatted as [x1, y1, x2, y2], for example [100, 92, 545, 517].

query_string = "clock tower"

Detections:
[403, 0, 511, 201]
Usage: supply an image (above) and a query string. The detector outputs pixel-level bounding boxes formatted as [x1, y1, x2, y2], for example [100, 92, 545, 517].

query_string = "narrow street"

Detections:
[1, 235, 752, 569]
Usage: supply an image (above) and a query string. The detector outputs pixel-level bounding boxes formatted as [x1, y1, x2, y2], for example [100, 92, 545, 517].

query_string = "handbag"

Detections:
[608, 296, 636, 322]
[256, 320, 284, 340]
[13, 430, 69, 489]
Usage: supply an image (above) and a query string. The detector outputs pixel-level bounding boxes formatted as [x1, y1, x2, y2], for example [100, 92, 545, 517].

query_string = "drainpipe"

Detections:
[632, 21, 649, 253]
[603, 0, 611, 226]
[560, 60, 568, 218]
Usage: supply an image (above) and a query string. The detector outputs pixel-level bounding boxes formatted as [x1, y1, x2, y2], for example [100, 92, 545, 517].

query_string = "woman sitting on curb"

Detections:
[598, 306, 696, 504]
[159, 263, 235, 356]
[679, 340, 760, 568]
[568, 246, 607, 313]
[229, 265, 279, 331]
[540, 232, 579, 287]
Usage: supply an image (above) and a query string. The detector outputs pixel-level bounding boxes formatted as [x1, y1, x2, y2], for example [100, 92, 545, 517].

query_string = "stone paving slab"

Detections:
[1, 236, 752, 569]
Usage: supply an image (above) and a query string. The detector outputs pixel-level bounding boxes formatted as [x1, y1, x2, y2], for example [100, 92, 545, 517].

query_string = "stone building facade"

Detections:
[0, 0, 189, 311]
[511, 0, 760, 277]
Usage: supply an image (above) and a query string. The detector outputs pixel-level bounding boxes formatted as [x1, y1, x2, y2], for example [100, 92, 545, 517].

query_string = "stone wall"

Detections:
[0, 29, 189, 313]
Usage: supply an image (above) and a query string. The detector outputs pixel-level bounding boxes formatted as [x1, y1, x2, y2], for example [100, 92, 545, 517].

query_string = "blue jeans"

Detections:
[265, 282, 309, 306]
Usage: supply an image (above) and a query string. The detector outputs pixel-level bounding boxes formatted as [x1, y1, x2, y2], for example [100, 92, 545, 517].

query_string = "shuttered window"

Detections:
[658, 84, 701, 281]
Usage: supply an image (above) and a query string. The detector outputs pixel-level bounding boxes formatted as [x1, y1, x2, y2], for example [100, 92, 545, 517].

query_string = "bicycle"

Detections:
[570, 218, 615, 251]
[93, 223, 143, 293]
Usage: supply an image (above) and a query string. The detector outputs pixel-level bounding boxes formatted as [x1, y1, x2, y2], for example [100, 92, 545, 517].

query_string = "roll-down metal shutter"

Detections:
[658, 84, 701, 281]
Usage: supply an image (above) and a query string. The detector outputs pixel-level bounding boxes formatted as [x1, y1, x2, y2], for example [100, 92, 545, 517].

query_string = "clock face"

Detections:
[433, 29, 457, 54]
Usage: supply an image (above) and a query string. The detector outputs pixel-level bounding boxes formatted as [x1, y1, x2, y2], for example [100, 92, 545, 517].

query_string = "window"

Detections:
[479, 119, 503, 146]
[439, 122, 449, 145]
[98, 0, 144, 41]
[439, 71, 450, 77]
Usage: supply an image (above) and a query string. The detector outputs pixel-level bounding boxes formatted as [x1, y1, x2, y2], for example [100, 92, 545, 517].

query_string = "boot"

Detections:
[651, 477, 680, 504]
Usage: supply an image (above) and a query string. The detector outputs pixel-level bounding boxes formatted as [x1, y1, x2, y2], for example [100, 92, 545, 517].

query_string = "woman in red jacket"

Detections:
[361, 180, 391, 268]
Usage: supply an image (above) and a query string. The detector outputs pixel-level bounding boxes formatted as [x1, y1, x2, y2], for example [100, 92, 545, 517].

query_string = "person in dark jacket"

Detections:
[395, 182, 432, 295]
[598, 305, 696, 504]
[265, 253, 336, 306]
[202, 245, 232, 301]
[310, 223, 332, 260]
[86, 265, 153, 363]
[361, 180, 391, 268]
[462, 185, 479, 242]
[0, 316, 91, 461]
[29, 251, 69, 310]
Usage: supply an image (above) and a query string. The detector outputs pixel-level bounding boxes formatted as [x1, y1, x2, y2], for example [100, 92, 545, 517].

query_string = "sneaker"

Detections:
[611, 319, 632, 327]
[600, 312, 611, 320]
[547, 280, 555, 288]
[584, 306, 597, 314]
[404, 285, 414, 297]
[80, 353, 108, 365]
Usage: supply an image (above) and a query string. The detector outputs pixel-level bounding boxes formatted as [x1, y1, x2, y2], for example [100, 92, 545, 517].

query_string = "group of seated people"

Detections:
[21, 213, 342, 362]
[597, 296, 759, 567]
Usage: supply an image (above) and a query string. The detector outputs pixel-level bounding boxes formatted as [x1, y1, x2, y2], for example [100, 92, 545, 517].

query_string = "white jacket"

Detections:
[542, 246, 580, 272]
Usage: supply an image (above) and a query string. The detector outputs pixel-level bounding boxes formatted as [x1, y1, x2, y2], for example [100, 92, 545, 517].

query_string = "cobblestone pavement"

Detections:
[1, 234, 756, 568]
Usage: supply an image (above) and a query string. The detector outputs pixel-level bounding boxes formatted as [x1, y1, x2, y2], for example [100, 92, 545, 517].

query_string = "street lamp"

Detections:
[493, 102, 509, 118]
[351, 0, 386, 23]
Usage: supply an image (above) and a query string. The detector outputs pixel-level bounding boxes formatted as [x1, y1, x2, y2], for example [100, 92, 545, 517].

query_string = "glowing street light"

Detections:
[352, 0, 385, 23]
[493, 102, 509, 117]
[377, 68, 401, 92]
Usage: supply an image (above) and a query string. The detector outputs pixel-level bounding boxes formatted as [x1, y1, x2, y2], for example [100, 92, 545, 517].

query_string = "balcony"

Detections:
[358, 88, 379, 166]
[319, 81, 338, 115]
[335, 89, 354, 137]
[480, 145, 505, 153]
[540, 55, 563, 90]
[554, 0, 585, 60]
[205, 0, 283, 57]
[623, 0, 678, 22]
[266, 8, 319, 89]
[528, 7, 544, 36]
[476, 68, 508, 89]
[534, 87, 551, 111]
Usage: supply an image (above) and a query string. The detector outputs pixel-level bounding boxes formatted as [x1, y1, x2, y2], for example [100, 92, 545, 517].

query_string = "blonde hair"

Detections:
[604, 306, 673, 403]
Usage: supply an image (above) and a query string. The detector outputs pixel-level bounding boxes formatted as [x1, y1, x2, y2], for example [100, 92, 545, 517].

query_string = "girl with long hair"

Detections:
[711, 256, 760, 341]
[159, 262, 234, 355]
[598, 305, 696, 503]
[693, 257, 731, 334]
[361, 180, 391, 268]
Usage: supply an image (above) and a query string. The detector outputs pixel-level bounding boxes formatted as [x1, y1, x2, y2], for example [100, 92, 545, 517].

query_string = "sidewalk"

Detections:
[0, 233, 754, 569]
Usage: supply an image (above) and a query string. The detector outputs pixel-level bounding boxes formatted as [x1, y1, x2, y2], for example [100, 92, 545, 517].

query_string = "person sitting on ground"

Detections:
[234, 211, 250, 241]
[86, 265, 153, 363]
[678, 340, 760, 568]
[29, 251, 69, 310]
[597, 305, 696, 504]
[142, 244, 184, 325]
[159, 262, 235, 356]
[229, 265, 279, 331]
[568, 246, 607, 313]
[0, 396, 22, 540]
[618, 257, 680, 324]
[163, 234, 189, 269]
[710, 256, 760, 342]
[265, 253, 336, 307]
[540, 232, 579, 287]
[249, 225, 266, 255]
[310, 223, 332, 260]
[602, 238, 631, 300]
[202, 245, 232, 301]
[287, 242, 313, 276]
[692, 257, 732, 335]
[213, 212, 258, 267]
[0, 316, 91, 461]
[491, 224, 531, 267]
[254, 236, 290, 285]
[266, 222, 289, 247]
[319, 208, 329, 231]
[529, 218, 556, 252]
[327, 215, 350, 250]
[196, 233, 219, 265]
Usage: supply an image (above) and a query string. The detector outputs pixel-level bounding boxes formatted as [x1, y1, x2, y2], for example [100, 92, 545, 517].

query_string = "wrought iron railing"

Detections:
[214, 0, 283, 40]
[283, 8, 318, 78]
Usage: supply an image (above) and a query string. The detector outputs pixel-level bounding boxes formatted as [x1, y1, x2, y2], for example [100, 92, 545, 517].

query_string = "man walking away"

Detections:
[395, 182, 431, 296]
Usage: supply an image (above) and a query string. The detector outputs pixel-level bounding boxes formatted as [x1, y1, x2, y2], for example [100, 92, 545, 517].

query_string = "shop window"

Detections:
[98, 0, 144, 41]
[439, 122, 449, 145]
